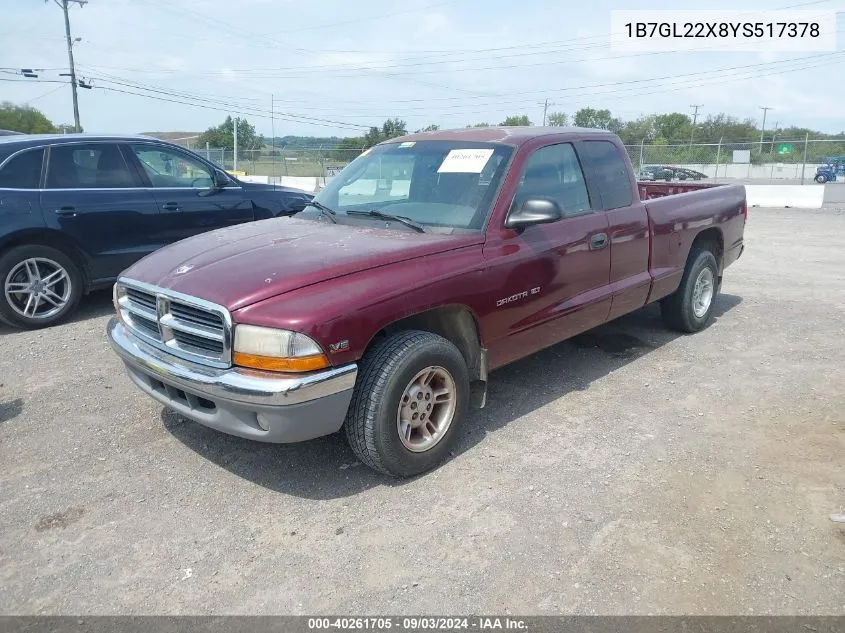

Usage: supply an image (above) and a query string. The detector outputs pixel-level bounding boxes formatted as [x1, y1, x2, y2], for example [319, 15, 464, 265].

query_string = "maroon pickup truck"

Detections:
[107, 127, 746, 477]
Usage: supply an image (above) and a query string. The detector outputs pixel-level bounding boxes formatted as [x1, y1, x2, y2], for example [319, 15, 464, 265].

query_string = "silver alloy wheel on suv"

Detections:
[4, 257, 73, 320]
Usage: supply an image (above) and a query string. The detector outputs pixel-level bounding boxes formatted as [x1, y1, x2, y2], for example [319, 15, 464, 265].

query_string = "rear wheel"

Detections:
[660, 248, 719, 333]
[0, 245, 83, 329]
[815, 174, 828, 184]
[344, 330, 469, 477]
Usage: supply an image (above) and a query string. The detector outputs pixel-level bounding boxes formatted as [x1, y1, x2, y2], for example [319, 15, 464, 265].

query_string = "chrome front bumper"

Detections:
[107, 317, 357, 443]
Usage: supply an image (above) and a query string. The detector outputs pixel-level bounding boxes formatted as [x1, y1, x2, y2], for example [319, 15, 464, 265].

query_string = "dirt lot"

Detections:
[1, 207, 844, 615]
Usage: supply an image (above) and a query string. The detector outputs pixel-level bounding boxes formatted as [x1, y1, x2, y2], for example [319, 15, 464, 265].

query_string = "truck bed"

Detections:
[641, 182, 747, 303]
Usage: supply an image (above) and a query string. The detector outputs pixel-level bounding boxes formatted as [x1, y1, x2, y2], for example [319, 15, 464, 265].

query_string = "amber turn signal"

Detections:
[232, 351, 329, 373]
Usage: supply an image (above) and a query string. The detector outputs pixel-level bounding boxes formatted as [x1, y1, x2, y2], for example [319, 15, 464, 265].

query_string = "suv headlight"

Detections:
[233, 324, 329, 372]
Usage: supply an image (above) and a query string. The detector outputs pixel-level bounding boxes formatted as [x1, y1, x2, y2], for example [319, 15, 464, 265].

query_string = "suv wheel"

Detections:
[0, 245, 83, 329]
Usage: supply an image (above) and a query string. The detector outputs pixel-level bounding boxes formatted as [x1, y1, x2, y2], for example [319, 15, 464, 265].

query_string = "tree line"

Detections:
[5, 99, 843, 166]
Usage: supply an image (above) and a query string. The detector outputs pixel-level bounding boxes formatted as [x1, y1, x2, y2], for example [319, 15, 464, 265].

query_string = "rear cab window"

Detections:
[581, 140, 633, 210]
[0, 148, 45, 189]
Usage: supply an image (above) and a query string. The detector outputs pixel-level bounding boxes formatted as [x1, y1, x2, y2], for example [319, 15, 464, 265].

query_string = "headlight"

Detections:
[113, 283, 126, 319]
[233, 324, 329, 372]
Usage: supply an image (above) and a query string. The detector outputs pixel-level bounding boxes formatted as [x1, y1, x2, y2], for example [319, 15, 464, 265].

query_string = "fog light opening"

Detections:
[256, 413, 270, 432]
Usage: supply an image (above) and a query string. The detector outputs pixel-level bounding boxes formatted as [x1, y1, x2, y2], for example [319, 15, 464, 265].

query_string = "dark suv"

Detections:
[0, 134, 313, 329]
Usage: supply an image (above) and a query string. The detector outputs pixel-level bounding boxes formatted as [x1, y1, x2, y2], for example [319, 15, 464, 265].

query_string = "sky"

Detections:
[1, 0, 844, 138]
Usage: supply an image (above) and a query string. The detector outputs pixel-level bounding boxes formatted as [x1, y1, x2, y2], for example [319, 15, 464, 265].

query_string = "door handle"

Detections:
[590, 232, 609, 250]
[161, 202, 182, 211]
[55, 206, 77, 218]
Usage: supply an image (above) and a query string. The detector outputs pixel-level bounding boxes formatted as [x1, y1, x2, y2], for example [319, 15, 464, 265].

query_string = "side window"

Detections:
[129, 144, 213, 189]
[582, 140, 633, 210]
[0, 149, 44, 189]
[514, 143, 591, 216]
[46, 144, 135, 189]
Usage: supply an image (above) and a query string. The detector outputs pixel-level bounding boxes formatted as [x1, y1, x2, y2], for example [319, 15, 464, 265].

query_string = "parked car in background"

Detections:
[108, 126, 746, 477]
[637, 165, 708, 182]
[637, 165, 673, 181]
[670, 167, 708, 181]
[0, 134, 313, 329]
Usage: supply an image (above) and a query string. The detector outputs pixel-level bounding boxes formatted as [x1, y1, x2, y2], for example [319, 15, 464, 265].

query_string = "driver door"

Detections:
[125, 142, 254, 243]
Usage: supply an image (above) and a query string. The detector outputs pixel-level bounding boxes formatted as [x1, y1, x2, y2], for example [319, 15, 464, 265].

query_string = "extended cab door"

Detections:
[483, 141, 612, 369]
[125, 142, 254, 242]
[39, 142, 161, 283]
[579, 139, 651, 321]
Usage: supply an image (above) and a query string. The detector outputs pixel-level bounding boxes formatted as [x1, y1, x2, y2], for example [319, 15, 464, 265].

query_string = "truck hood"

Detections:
[121, 217, 482, 312]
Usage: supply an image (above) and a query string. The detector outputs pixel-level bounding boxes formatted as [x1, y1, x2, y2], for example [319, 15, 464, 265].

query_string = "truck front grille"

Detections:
[116, 279, 232, 368]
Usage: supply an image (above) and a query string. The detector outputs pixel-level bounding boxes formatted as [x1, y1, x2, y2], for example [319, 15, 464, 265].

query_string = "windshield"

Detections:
[307, 140, 513, 232]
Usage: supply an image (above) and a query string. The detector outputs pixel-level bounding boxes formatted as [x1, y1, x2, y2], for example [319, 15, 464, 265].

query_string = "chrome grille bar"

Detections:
[115, 278, 232, 369]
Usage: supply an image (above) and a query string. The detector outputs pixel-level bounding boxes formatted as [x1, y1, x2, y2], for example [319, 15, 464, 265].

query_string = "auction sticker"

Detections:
[437, 149, 494, 173]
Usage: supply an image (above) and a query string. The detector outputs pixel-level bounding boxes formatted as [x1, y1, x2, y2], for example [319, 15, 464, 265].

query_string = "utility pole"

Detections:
[233, 116, 238, 172]
[689, 104, 703, 146]
[51, 0, 87, 133]
[271, 94, 276, 180]
[759, 106, 773, 152]
[769, 121, 779, 154]
[542, 98, 549, 126]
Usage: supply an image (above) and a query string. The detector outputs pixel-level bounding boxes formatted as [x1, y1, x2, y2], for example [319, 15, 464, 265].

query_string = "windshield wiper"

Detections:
[346, 209, 426, 233]
[305, 200, 337, 223]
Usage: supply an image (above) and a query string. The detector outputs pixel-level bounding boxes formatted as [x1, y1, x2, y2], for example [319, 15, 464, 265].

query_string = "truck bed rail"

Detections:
[638, 181, 721, 200]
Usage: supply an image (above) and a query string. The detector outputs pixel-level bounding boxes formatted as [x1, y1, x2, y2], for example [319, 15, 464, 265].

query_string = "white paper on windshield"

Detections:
[437, 148, 494, 173]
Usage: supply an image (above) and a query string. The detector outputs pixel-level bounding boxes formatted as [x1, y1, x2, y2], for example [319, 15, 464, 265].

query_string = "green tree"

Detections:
[467, 122, 491, 128]
[331, 136, 365, 161]
[416, 124, 440, 133]
[197, 116, 264, 154]
[547, 112, 569, 126]
[617, 115, 657, 145]
[0, 102, 57, 133]
[360, 119, 408, 149]
[651, 113, 692, 143]
[500, 115, 531, 126]
[573, 107, 622, 132]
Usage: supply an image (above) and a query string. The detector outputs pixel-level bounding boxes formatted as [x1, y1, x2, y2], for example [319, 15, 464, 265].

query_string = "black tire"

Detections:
[660, 248, 719, 333]
[815, 174, 828, 184]
[0, 244, 84, 330]
[344, 330, 469, 477]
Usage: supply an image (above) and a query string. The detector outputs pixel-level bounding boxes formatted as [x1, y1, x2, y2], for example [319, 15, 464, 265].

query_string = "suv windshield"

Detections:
[306, 140, 513, 232]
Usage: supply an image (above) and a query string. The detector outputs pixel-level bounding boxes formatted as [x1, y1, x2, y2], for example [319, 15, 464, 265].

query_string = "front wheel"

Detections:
[815, 174, 828, 184]
[344, 330, 469, 477]
[660, 248, 719, 333]
[0, 245, 83, 329]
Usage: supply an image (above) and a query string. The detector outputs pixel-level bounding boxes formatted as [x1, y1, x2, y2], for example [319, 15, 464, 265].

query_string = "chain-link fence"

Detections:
[195, 147, 364, 178]
[195, 139, 845, 183]
[624, 138, 845, 181]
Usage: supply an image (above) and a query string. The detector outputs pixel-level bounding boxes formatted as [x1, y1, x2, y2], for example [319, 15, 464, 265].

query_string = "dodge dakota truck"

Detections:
[107, 127, 746, 477]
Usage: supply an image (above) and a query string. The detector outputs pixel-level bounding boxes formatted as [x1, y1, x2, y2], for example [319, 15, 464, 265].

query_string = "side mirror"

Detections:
[505, 197, 562, 230]
[213, 169, 231, 188]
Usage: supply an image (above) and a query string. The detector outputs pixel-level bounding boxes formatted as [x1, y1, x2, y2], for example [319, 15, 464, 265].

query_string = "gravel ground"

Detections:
[1, 206, 843, 615]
